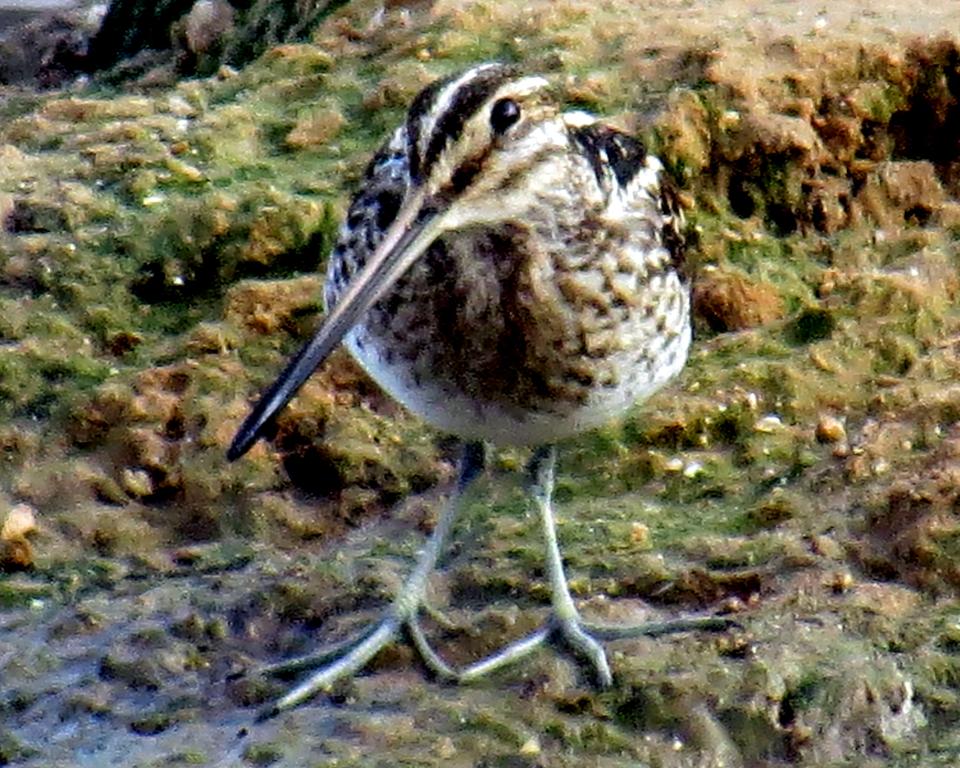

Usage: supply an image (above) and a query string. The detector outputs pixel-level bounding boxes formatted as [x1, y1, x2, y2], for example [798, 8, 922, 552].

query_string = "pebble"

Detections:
[1, 503, 36, 540]
[815, 414, 846, 444]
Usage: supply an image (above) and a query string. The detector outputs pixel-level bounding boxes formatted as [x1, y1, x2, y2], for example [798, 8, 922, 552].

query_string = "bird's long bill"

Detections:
[227, 188, 441, 461]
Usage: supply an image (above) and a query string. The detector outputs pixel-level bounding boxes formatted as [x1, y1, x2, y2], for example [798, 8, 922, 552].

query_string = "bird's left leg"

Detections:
[527, 444, 613, 684]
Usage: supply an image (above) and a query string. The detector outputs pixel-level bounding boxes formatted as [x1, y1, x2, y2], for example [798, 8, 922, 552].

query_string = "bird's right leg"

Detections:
[257, 441, 485, 719]
[416, 445, 736, 686]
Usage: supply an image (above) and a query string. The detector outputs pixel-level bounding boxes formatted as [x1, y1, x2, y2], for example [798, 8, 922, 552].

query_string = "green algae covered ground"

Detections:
[4, 1, 960, 765]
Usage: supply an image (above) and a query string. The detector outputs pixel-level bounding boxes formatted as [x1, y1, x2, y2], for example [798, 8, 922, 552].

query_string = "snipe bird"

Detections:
[229, 62, 724, 716]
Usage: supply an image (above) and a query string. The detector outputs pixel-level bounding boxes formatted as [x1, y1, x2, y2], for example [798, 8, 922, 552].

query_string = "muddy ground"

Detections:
[4, 0, 960, 765]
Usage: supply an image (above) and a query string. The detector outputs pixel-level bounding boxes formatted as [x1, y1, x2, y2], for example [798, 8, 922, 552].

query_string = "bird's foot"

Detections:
[255, 613, 401, 720]
[421, 610, 738, 689]
[255, 608, 736, 718]
[253, 600, 508, 719]
[258, 597, 475, 719]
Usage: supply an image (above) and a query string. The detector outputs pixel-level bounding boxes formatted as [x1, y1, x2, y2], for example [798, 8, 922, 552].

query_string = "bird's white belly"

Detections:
[344, 316, 691, 447]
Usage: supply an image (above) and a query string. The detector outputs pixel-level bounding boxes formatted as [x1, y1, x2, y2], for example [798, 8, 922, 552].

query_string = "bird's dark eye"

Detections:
[490, 98, 521, 135]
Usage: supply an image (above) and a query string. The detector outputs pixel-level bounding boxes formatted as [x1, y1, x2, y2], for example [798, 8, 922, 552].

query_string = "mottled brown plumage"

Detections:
[229, 64, 717, 718]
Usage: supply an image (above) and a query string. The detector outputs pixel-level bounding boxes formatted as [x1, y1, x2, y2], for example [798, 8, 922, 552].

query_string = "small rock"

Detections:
[1, 503, 36, 541]
[121, 468, 154, 498]
[663, 456, 685, 472]
[815, 414, 846, 444]
[630, 521, 650, 546]
[754, 415, 783, 433]
[519, 737, 541, 756]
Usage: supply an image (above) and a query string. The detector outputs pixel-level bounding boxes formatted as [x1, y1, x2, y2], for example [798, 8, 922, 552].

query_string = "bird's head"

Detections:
[403, 63, 567, 229]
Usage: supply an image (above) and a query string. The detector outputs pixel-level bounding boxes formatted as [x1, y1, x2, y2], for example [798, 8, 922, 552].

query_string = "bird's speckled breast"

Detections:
[341, 218, 689, 446]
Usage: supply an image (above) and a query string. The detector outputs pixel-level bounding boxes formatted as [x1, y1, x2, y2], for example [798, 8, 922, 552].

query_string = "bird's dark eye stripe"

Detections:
[415, 65, 519, 184]
[447, 149, 491, 195]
